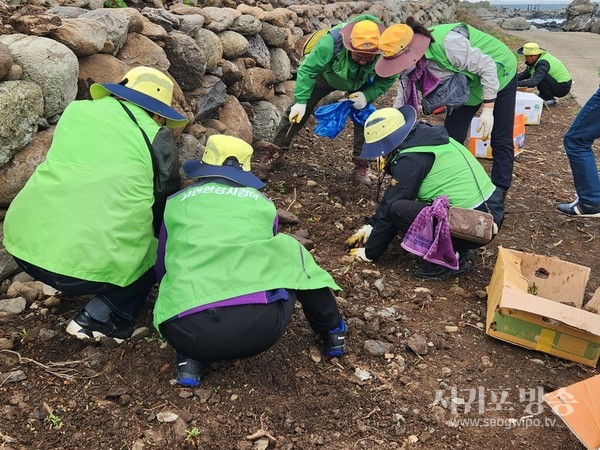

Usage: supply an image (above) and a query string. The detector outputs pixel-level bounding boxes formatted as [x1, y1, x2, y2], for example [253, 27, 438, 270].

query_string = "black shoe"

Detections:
[415, 258, 471, 280]
[66, 310, 133, 343]
[557, 198, 600, 217]
[176, 354, 205, 387]
[460, 249, 476, 262]
[322, 320, 347, 357]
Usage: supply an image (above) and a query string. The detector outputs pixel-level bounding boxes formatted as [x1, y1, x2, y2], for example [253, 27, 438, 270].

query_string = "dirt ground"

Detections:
[1, 39, 599, 450]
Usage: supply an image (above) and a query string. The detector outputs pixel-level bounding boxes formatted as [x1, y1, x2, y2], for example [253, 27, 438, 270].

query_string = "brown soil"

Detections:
[1, 75, 598, 450]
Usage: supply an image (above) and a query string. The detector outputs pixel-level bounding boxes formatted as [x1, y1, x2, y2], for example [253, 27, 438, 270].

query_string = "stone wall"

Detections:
[0, 0, 460, 207]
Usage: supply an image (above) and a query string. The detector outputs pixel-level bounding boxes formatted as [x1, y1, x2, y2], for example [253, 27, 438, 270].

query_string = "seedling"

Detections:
[185, 427, 201, 447]
[45, 413, 64, 430]
[277, 180, 286, 194]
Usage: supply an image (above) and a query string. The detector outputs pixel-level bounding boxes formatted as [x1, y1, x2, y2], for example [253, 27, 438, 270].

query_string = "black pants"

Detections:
[160, 288, 342, 363]
[444, 75, 518, 193]
[388, 188, 505, 253]
[536, 77, 572, 101]
[272, 75, 365, 157]
[12, 256, 155, 324]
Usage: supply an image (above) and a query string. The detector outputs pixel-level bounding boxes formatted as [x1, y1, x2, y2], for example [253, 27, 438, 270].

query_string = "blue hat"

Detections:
[183, 135, 265, 190]
[360, 106, 417, 159]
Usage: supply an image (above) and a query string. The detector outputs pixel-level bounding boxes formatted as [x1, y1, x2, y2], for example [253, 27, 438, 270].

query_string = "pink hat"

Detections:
[375, 24, 431, 78]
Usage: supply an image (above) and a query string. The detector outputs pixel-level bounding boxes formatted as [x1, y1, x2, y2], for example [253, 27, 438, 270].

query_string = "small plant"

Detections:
[103, 0, 127, 8]
[45, 413, 64, 430]
[185, 427, 201, 447]
[527, 282, 538, 295]
[19, 328, 29, 342]
[277, 180, 286, 194]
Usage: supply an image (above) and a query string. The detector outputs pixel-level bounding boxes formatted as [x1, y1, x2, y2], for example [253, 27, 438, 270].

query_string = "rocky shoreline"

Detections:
[468, 0, 600, 32]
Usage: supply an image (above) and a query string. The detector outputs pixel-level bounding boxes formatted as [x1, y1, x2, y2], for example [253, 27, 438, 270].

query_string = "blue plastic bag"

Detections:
[313, 100, 377, 139]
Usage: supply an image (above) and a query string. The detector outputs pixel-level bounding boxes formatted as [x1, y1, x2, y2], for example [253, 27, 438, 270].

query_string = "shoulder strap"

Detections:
[330, 28, 345, 59]
[118, 101, 159, 186]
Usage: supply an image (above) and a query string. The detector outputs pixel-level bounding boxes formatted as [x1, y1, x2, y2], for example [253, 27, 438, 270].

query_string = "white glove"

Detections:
[345, 224, 373, 248]
[289, 103, 307, 124]
[350, 247, 373, 262]
[476, 107, 494, 141]
[348, 91, 367, 110]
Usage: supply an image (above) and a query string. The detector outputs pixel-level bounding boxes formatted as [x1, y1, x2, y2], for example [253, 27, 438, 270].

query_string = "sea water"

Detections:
[490, 3, 568, 10]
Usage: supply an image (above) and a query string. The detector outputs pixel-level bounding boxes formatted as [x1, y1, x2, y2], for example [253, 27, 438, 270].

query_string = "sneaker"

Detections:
[176, 353, 204, 387]
[557, 198, 600, 217]
[544, 99, 557, 107]
[414, 257, 471, 281]
[252, 141, 285, 181]
[353, 159, 371, 186]
[65, 310, 133, 343]
[322, 319, 347, 357]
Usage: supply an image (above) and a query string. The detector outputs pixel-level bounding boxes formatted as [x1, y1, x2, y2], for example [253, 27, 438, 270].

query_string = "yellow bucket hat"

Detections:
[90, 66, 188, 129]
[517, 42, 546, 56]
[182, 135, 265, 189]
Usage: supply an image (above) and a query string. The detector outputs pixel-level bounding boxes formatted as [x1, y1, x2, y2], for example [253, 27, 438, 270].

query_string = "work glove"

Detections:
[348, 91, 367, 110]
[289, 103, 307, 124]
[476, 107, 494, 141]
[345, 224, 373, 248]
[349, 247, 373, 262]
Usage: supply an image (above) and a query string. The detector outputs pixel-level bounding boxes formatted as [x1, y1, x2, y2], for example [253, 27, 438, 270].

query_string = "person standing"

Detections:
[385, 17, 518, 197]
[254, 14, 397, 186]
[517, 42, 572, 107]
[557, 67, 600, 216]
[154, 134, 346, 386]
[3, 66, 187, 342]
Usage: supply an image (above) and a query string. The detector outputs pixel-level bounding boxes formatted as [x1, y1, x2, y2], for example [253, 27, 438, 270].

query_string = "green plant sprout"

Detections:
[45, 413, 64, 430]
[185, 427, 201, 447]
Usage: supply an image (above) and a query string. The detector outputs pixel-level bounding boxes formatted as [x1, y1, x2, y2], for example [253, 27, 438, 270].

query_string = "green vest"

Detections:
[402, 138, 496, 208]
[153, 182, 340, 329]
[425, 23, 517, 105]
[530, 52, 571, 82]
[3, 97, 158, 286]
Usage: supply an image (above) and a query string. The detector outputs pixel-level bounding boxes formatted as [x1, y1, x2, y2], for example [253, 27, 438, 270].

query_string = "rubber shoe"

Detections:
[65, 310, 133, 343]
[544, 99, 557, 107]
[557, 198, 600, 217]
[353, 160, 371, 186]
[414, 258, 471, 281]
[322, 320, 347, 357]
[176, 354, 204, 387]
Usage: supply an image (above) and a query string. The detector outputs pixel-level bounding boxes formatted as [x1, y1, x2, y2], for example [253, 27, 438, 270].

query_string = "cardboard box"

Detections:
[469, 114, 525, 159]
[544, 374, 600, 450]
[486, 247, 600, 367]
[516, 91, 544, 125]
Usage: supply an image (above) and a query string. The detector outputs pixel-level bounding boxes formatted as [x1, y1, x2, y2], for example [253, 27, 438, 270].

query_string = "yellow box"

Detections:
[486, 247, 600, 367]
[469, 114, 525, 159]
[516, 91, 544, 125]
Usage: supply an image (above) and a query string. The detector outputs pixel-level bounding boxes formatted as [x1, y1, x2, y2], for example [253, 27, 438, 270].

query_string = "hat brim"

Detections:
[516, 47, 546, 55]
[340, 21, 386, 55]
[90, 83, 188, 129]
[375, 34, 431, 78]
[360, 105, 417, 159]
[182, 160, 265, 190]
